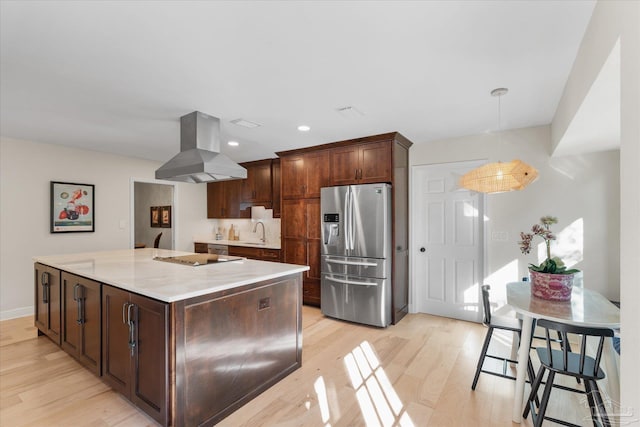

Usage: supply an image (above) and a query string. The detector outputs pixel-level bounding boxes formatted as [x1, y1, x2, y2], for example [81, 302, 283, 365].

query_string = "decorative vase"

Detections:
[529, 269, 574, 301]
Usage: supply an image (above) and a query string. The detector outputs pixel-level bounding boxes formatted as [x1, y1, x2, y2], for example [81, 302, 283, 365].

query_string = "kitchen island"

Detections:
[33, 248, 308, 426]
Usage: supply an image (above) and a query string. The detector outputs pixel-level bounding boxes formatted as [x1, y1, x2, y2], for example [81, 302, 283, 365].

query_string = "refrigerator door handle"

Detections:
[348, 186, 355, 250]
[325, 276, 378, 287]
[325, 259, 378, 267]
[344, 187, 352, 250]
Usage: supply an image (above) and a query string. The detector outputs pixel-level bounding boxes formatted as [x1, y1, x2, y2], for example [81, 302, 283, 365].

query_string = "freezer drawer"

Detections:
[320, 273, 391, 327]
[321, 255, 388, 279]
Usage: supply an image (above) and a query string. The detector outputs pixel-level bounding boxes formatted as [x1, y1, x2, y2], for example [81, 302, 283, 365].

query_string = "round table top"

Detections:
[506, 281, 620, 328]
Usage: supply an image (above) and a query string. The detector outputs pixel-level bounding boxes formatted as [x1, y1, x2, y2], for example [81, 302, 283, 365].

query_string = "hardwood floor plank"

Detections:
[4, 306, 604, 426]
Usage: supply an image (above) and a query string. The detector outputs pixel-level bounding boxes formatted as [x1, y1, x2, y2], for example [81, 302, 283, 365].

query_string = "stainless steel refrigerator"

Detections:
[320, 183, 392, 327]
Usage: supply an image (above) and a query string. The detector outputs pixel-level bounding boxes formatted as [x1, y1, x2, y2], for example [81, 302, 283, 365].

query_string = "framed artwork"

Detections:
[150, 206, 160, 227]
[160, 205, 172, 228]
[51, 181, 95, 233]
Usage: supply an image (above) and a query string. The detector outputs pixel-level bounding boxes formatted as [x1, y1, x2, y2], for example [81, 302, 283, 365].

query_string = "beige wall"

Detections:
[0, 137, 209, 319]
[411, 125, 620, 300]
[552, 0, 639, 418]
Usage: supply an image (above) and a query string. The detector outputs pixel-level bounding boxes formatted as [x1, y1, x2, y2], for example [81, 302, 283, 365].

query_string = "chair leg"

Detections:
[524, 365, 545, 419]
[584, 379, 599, 427]
[471, 327, 494, 390]
[534, 370, 555, 427]
[589, 380, 611, 427]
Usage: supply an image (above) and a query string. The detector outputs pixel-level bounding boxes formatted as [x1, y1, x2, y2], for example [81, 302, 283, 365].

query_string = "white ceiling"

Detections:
[0, 1, 597, 164]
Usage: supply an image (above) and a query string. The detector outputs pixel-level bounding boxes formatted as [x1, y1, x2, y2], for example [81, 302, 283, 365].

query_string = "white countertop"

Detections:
[34, 248, 307, 303]
[195, 238, 281, 250]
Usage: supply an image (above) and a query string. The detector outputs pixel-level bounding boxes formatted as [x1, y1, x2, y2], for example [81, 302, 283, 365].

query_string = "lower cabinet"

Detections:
[228, 245, 281, 262]
[102, 285, 169, 426]
[61, 272, 101, 376]
[34, 263, 61, 345]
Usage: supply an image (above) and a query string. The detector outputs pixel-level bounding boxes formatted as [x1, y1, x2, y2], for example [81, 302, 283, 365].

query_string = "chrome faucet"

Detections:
[253, 221, 266, 243]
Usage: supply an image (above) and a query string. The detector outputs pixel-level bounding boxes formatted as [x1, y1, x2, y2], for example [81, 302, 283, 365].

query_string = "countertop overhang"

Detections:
[34, 248, 308, 303]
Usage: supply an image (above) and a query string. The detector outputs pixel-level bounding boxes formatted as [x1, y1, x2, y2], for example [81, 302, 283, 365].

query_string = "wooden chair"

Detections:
[523, 318, 614, 427]
[153, 232, 162, 248]
[471, 284, 536, 390]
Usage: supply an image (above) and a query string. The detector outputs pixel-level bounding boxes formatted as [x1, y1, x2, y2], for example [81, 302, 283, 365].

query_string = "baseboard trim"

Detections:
[1, 306, 33, 321]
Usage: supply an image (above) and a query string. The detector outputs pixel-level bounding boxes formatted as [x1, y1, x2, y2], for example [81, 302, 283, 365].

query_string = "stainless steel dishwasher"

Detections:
[207, 244, 229, 255]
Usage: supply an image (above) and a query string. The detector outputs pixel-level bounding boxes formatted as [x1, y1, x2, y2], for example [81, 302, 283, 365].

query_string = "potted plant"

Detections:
[519, 216, 580, 301]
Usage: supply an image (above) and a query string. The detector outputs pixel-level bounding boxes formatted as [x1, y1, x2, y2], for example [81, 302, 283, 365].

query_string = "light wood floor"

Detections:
[1, 307, 591, 426]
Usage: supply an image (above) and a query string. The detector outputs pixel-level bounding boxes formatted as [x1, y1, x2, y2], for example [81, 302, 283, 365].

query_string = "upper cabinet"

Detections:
[207, 158, 280, 219]
[207, 179, 240, 219]
[241, 159, 273, 204]
[329, 140, 391, 185]
[280, 151, 330, 199]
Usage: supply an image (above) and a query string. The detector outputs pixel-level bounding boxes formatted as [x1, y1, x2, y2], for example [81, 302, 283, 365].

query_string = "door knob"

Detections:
[420, 247, 426, 252]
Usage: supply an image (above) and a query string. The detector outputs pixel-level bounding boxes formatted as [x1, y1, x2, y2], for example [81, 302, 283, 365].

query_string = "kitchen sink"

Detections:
[238, 241, 266, 246]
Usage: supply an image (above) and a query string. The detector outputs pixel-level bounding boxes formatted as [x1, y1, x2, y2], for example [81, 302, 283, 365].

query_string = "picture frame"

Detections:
[51, 181, 95, 233]
[150, 206, 160, 227]
[160, 205, 172, 228]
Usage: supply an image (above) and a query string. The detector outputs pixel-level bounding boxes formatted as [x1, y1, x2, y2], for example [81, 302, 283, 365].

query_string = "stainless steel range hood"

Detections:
[155, 111, 247, 183]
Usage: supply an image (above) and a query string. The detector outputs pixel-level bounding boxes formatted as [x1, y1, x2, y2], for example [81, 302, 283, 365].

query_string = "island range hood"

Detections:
[155, 111, 247, 183]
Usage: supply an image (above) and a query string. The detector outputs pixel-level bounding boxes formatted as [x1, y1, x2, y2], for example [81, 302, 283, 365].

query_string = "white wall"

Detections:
[0, 137, 209, 319]
[552, 0, 640, 420]
[410, 125, 620, 300]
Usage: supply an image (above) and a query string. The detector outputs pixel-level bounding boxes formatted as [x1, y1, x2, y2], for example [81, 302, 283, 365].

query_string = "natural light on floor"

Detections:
[343, 341, 414, 427]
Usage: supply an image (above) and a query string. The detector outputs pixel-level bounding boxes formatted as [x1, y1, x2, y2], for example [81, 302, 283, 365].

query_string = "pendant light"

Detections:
[459, 88, 538, 194]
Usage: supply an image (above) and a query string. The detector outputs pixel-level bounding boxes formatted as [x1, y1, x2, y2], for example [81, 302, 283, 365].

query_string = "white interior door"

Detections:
[412, 161, 485, 322]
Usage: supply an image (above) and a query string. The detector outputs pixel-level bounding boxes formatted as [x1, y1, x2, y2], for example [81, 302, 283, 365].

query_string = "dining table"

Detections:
[506, 281, 620, 424]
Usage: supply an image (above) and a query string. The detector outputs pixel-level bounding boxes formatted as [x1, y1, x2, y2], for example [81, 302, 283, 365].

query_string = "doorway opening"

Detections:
[130, 179, 177, 250]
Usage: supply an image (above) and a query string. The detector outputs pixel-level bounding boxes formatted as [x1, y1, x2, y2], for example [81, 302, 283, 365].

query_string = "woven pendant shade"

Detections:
[459, 160, 538, 193]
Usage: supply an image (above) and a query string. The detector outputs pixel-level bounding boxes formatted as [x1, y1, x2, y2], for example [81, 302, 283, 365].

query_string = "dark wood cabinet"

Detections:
[271, 158, 281, 218]
[330, 140, 392, 185]
[102, 285, 169, 425]
[61, 272, 101, 376]
[194, 242, 208, 254]
[277, 132, 412, 321]
[208, 158, 279, 218]
[207, 179, 240, 218]
[34, 263, 61, 345]
[280, 151, 329, 199]
[282, 199, 321, 305]
[174, 274, 302, 426]
[241, 159, 272, 203]
[228, 245, 281, 262]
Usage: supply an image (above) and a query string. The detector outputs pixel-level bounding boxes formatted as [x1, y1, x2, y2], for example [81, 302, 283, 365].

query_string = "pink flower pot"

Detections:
[529, 270, 574, 301]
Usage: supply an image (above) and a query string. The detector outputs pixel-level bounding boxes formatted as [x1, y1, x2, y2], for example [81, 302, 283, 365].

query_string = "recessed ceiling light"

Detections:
[228, 141, 239, 147]
[298, 125, 311, 132]
[230, 118, 261, 128]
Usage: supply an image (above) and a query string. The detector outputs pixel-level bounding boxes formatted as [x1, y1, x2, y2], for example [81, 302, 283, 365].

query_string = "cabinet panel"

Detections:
[329, 145, 360, 186]
[130, 293, 168, 425]
[271, 159, 281, 218]
[102, 285, 168, 425]
[281, 156, 305, 199]
[194, 243, 208, 254]
[282, 199, 305, 239]
[61, 272, 101, 376]
[207, 180, 240, 218]
[304, 151, 330, 198]
[329, 140, 392, 185]
[242, 160, 272, 203]
[281, 152, 329, 199]
[102, 285, 131, 396]
[34, 263, 61, 345]
[360, 141, 392, 183]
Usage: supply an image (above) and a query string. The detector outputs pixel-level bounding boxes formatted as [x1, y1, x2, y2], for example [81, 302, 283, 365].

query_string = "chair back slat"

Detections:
[536, 318, 614, 378]
[480, 285, 491, 325]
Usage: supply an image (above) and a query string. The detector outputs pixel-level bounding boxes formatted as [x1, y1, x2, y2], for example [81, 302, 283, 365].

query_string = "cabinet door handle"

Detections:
[74, 284, 84, 324]
[122, 302, 128, 325]
[127, 303, 136, 357]
[41, 272, 49, 303]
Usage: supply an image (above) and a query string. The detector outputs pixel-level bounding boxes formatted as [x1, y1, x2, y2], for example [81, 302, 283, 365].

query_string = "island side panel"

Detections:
[173, 273, 303, 427]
